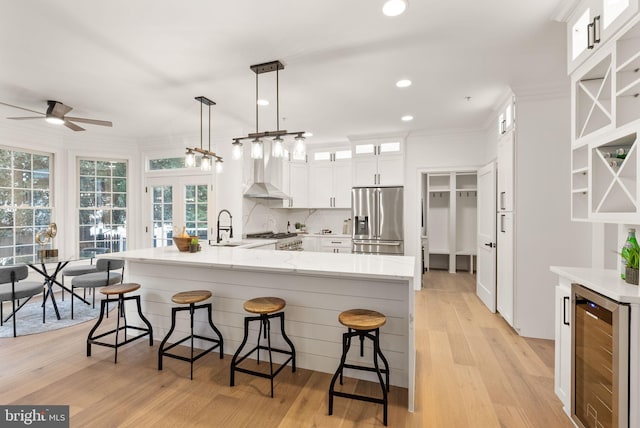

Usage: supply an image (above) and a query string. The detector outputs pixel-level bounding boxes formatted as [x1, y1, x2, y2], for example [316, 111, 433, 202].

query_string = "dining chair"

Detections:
[0, 265, 45, 337]
[61, 247, 111, 301]
[70, 258, 124, 319]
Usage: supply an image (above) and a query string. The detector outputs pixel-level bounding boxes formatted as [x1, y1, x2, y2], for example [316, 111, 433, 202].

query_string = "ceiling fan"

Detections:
[0, 100, 112, 131]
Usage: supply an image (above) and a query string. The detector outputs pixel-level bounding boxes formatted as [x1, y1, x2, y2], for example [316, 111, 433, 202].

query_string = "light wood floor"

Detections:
[0, 271, 572, 427]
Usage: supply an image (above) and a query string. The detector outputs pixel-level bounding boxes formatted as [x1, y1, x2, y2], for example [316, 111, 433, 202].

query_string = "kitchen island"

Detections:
[109, 246, 417, 411]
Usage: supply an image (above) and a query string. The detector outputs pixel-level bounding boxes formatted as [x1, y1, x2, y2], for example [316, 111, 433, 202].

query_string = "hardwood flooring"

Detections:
[0, 271, 572, 427]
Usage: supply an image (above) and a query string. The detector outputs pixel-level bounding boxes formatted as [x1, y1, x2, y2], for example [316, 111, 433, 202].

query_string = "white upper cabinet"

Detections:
[569, 12, 640, 222]
[282, 154, 309, 208]
[568, 0, 639, 74]
[308, 148, 352, 208]
[352, 140, 404, 186]
[497, 130, 515, 212]
[498, 98, 515, 136]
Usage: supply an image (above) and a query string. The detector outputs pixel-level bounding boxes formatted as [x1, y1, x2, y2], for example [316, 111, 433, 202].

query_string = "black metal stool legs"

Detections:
[157, 302, 223, 380]
[328, 328, 389, 426]
[87, 295, 153, 363]
[229, 311, 296, 398]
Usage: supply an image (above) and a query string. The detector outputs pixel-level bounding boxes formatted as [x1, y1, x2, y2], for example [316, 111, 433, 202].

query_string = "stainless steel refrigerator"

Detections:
[352, 186, 404, 255]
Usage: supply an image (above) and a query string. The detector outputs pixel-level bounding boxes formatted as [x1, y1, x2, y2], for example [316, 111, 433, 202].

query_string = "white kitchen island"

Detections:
[109, 246, 418, 411]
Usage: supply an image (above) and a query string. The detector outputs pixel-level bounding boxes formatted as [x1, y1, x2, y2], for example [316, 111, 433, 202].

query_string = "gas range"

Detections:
[245, 231, 303, 251]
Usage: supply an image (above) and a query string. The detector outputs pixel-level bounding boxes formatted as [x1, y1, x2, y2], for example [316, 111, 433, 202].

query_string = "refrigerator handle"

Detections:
[375, 188, 381, 238]
[500, 214, 506, 233]
[500, 192, 505, 210]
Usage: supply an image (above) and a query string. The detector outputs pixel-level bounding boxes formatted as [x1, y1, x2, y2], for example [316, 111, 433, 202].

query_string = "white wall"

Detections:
[404, 130, 487, 266]
[512, 93, 592, 339]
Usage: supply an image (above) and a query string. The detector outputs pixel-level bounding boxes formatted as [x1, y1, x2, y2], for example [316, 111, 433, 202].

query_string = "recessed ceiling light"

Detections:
[383, 0, 408, 17]
[396, 79, 412, 88]
[257, 99, 269, 106]
[401, 115, 414, 122]
[303, 132, 313, 137]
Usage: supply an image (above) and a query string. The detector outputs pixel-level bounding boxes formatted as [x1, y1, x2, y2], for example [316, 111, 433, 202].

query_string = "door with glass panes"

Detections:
[147, 176, 213, 247]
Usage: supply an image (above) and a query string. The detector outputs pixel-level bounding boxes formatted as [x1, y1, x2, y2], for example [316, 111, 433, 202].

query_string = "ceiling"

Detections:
[0, 0, 571, 146]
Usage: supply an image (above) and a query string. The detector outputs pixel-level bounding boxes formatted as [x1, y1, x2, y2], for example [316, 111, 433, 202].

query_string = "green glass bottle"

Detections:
[621, 228, 639, 279]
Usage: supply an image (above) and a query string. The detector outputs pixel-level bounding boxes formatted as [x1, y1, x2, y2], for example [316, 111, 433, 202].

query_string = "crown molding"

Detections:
[551, 0, 581, 22]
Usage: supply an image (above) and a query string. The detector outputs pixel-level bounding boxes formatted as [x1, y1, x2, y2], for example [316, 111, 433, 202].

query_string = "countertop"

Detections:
[109, 245, 415, 281]
[550, 265, 640, 304]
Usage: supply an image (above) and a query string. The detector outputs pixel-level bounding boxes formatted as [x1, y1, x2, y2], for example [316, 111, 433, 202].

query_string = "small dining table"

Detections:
[5, 252, 96, 320]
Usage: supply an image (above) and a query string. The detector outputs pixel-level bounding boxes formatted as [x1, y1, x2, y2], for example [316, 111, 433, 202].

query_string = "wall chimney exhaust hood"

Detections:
[243, 143, 290, 200]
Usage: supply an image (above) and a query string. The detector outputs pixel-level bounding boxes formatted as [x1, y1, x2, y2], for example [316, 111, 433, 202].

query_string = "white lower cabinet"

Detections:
[554, 282, 572, 415]
[319, 236, 352, 253]
[302, 236, 319, 252]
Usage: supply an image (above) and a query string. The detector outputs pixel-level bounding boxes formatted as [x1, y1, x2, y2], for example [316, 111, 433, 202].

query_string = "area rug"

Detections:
[0, 292, 110, 338]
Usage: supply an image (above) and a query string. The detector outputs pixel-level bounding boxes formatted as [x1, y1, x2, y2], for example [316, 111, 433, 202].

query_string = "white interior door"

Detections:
[147, 176, 213, 247]
[476, 162, 497, 312]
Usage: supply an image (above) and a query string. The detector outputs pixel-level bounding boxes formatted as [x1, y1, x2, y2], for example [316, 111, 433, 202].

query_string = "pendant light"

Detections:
[233, 60, 308, 159]
[184, 96, 223, 172]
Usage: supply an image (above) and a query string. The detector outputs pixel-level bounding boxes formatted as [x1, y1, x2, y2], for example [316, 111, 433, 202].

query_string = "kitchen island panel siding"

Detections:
[124, 258, 411, 389]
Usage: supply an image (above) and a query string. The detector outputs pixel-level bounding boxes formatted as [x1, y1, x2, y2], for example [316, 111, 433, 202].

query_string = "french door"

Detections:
[146, 176, 213, 248]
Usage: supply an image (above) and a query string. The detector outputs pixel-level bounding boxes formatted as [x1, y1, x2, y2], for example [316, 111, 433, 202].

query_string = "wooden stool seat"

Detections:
[172, 290, 212, 305]
[100, 283, 141, 296]
[158, 289, 223, 380]
[243, 297, 285, 314]
[339, 309, 386, 330]
[231, 296, 296, 397]
[88, 283, 153, 364]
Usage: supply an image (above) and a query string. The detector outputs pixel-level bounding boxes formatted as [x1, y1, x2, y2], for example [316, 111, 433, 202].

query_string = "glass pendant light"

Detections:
[185, 149, 196, 167]
[272, 136, 284, 158]
[294, 134, 306, 158]
[215, 159, 223, 173]
[200, 154, 211, 171]
[232, 140, 243, 160]
[251, 138, 263, 159]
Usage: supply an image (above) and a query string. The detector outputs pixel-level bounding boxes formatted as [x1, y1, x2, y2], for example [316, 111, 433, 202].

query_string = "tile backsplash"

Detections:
[243, 199, 351, 235]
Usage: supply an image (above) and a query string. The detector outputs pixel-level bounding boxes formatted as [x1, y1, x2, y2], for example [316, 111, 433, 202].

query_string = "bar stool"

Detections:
[230, 297, 296, 398]
[86, 283, 153, 363]
[328, 309, 390, 426]
[158, 290, 224, 380]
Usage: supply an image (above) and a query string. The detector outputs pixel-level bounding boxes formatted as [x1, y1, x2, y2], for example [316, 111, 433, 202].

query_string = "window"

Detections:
[148, 156, 201, 170]
[78, 159, 127, 254]
[334, 150, 352, 160]
[185, 184, 208, 240]
[152, 185, 173, 247]
[379, 142, 400, 153]
[0, 148, 52, 264]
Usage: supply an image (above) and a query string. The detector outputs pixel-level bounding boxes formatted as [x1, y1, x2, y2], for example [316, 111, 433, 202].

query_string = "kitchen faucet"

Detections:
[217, 209, 233, 243]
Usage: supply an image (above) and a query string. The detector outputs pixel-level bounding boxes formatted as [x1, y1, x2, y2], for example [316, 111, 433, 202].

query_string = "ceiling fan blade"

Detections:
[48, 101, 72, 117]
[65, 117, 112, 127]
[7, 116, 46, 120]
[64, 120, 85, 131]
[0, 101, 44, 116]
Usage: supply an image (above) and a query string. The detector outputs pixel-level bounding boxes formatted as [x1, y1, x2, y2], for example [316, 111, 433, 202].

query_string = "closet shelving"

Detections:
[425, 171, 477, 273]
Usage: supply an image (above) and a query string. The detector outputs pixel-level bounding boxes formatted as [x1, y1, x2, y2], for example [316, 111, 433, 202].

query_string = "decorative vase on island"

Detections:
[625, 267, 639, 285]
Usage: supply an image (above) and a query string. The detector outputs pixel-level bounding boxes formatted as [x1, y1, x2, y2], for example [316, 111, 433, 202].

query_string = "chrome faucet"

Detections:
[217, 209, 233, 243]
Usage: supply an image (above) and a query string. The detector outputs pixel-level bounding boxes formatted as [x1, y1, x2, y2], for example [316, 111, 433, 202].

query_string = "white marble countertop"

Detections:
[550, 266, 640, 304]
[209, 239, 277, 248]
[109, 246, 415, 281]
